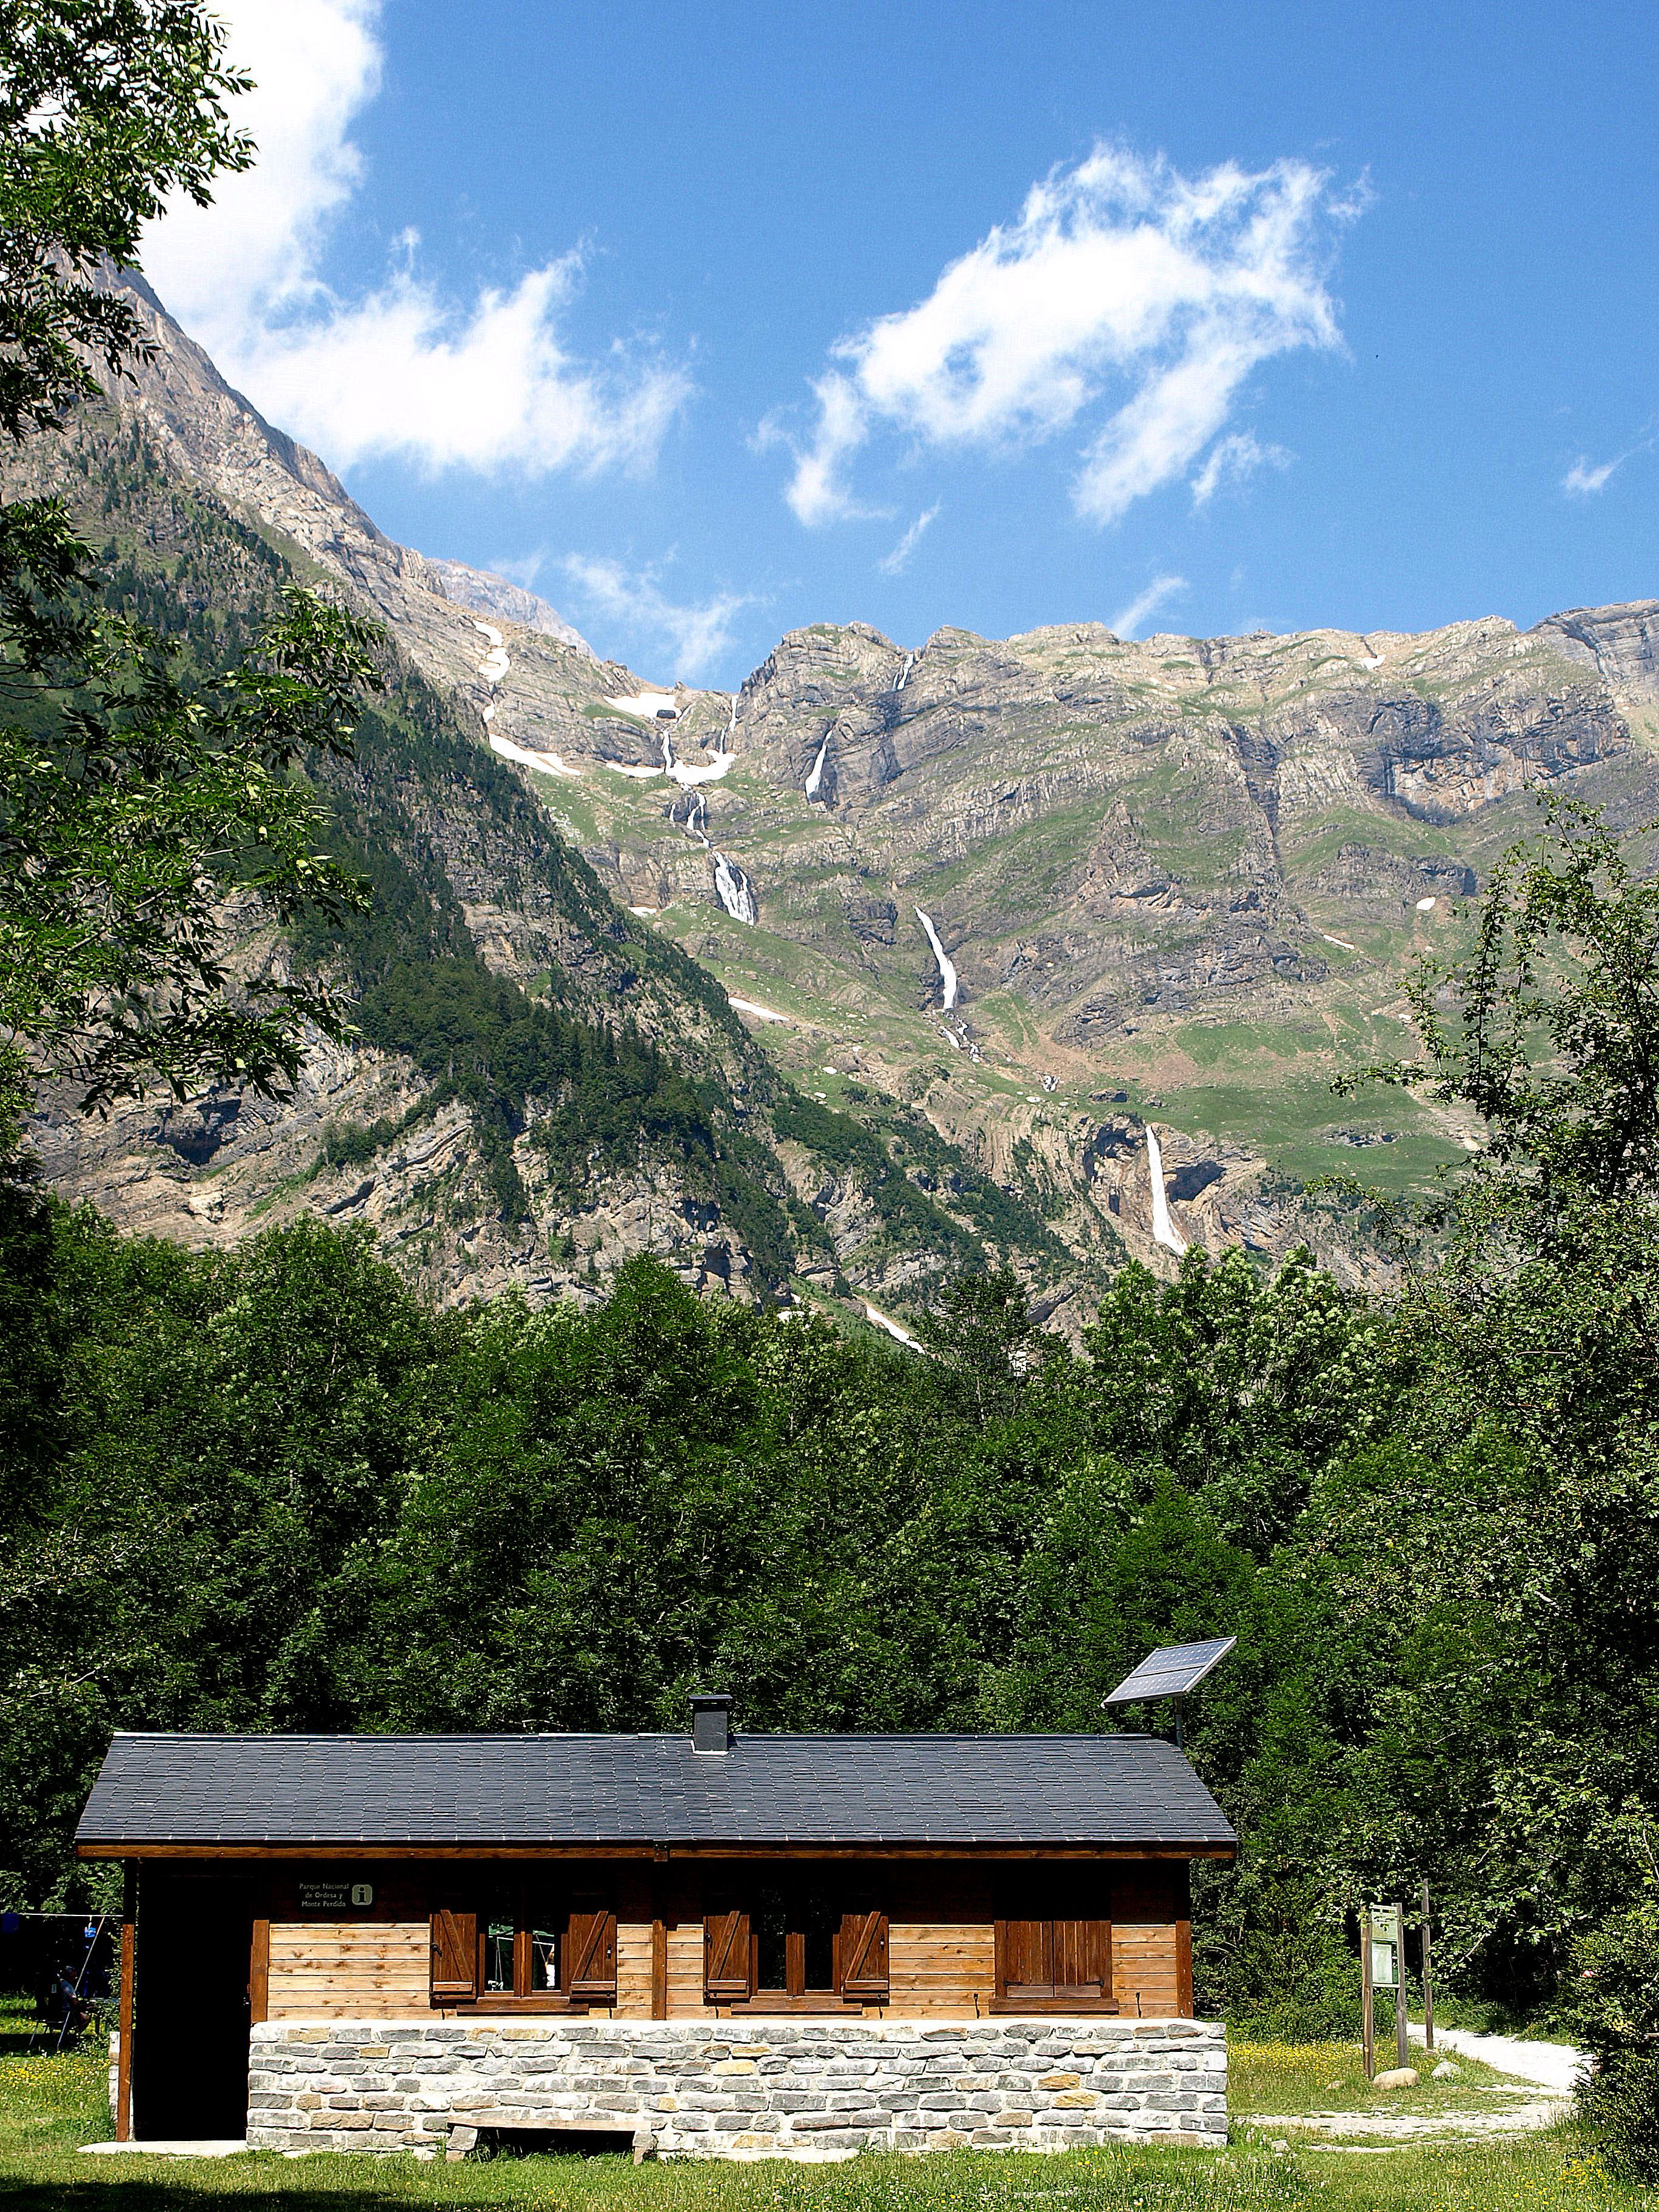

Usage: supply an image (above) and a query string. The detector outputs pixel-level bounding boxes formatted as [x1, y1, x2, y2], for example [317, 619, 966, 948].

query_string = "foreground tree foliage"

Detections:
[1, 0, 378, 1125]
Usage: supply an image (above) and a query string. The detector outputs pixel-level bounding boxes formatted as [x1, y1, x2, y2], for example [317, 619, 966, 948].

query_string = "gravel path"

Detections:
[1241, 2025, 1584, 2144]
[1410, 2022, 1584, 2096]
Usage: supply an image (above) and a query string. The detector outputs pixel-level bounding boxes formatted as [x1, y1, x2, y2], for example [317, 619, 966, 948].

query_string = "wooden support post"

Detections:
[115, 1862, 136, 2143]
[1175, 1919, 1194, 2019]
[1361, 1904, 1375, 2081]
[1421, 1881, 1434, 2052]
[1393, 1901, 1409, 2072]
[651, 1915, 667, 2020]
[249, 1917, 270, 2026]
[650, 1849, 671, 2021]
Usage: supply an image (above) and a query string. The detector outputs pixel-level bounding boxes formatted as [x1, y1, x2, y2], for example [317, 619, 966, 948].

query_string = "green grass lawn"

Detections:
[1228, 2039, 1527, 2117]
[0, 2020, 1642, 2212]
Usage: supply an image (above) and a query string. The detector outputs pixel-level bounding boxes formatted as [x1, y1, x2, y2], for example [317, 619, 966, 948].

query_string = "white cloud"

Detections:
[1108, 574, 1187, 639]
[757, 374, 889, 525]
[559, 556, 754, 682]
[1563, 454, 1622, 496]
[1190, 429, 1289, 505]
[139, 0, 686, 478]
[774, 144, 1350, 529]
[878, 504, 940, 575]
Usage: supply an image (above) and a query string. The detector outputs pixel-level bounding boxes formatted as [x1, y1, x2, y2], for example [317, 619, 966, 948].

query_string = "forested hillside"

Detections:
[4, 1133, 1657, 2060]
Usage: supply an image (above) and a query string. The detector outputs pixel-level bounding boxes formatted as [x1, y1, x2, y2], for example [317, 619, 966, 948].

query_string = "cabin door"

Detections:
[132, 1873, 255, 2140]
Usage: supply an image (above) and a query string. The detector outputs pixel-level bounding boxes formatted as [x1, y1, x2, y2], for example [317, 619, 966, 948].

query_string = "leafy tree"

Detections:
[1350, 796, 1659, 1201]
[2, 582, 381, 1113]
[1081, 1245, 1386, 1552]
[0, 0, 378, 1130]
[1569, 1852, 1659, 2180]
[0, 0, 252, 441]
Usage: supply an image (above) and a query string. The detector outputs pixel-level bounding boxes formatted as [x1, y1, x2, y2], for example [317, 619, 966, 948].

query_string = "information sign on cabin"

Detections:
[76, 1697, 1235, 2158]
[297, 1882, 373, 1913]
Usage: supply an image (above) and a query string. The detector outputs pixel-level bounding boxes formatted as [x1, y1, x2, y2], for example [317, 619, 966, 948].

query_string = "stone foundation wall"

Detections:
[246, 2016, 1227, 2159]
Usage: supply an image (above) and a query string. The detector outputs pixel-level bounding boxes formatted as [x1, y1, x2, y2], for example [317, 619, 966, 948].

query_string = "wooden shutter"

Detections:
[430, 1908, 478, 2001]
[1000, 1917, 1056, 2000]
[1053, 1917, 1111, 1999]
[703, 1909, 751, 2002]
[565, 1906, 618, 2001]
[839, 1910, 889, 2000]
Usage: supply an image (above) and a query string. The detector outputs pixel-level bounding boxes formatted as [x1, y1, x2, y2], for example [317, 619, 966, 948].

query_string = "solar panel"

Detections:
[1102, 1637, 1237, 1706]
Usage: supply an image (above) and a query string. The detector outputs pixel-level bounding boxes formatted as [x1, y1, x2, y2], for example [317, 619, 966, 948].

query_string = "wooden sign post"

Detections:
[1361, 1905, 1375, 2080]
[1421, 1882, 1435, 2052]
[1392, 1902, 1409, 2071]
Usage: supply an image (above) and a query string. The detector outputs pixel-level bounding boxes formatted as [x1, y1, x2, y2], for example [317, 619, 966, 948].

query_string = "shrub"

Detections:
[1569, 1897, 1659, 2180]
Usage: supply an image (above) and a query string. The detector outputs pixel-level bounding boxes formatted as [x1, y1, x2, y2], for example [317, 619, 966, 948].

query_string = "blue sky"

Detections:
[142, 0, 1656, 688]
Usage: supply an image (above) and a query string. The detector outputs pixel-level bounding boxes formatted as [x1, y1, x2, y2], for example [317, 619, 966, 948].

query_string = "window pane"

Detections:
[801, 1890, 838, 1992]
[753, 1886, 788, 1991]
[528, 1925, 560, 1993]
[483, 1919, 515, 1994]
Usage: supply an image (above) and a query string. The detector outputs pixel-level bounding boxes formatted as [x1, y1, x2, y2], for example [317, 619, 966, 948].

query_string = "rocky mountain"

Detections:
[423, 557, 593, 655]
[6, 275, 1082, 1327]
[11, 270, 1658, 1318]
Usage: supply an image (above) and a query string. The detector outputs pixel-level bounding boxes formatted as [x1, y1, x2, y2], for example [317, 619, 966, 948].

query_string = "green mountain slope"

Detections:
[7, 354, 1079, 1322]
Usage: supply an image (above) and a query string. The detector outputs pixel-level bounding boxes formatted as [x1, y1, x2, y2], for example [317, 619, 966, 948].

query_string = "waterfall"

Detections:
[914, 907, 959, 1010]
[1146, 1126, 1187, 1255]
[805, 734, 830, 798]
[681, 788, 709, 846]
[893, 652, 914, 693]
[712, 852, 757, 925]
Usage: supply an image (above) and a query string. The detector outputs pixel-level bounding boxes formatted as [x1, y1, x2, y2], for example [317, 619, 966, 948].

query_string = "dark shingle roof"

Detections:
[76, 1732, 1234, 1851]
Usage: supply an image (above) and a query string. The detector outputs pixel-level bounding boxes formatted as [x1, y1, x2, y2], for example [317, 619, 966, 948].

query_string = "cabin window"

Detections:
[994, 1892, 1115, 2013]
[430, 1895, 616, 2008]
[703, 1888, 888, 2006]
[481, 1913, 561, 1994]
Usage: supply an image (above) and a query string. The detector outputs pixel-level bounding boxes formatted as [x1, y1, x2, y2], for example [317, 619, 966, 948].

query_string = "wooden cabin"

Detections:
[76, 1697, 1235, 2157]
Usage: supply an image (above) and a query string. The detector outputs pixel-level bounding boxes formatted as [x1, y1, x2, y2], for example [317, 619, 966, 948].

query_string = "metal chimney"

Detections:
[690, 1692, 733, 1754]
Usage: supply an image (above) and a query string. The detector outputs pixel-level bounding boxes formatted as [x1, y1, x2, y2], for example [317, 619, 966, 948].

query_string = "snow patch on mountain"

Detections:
[489, 732, 579, 778]
[606, 691, 680, 720]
